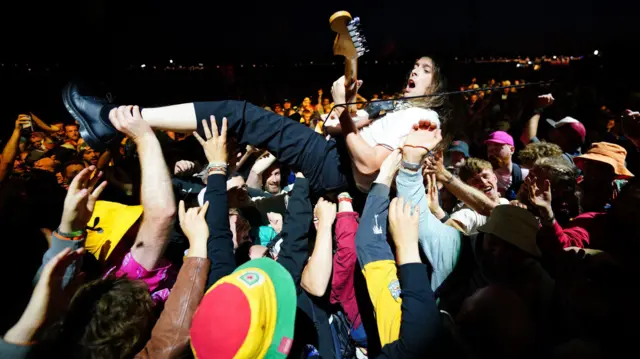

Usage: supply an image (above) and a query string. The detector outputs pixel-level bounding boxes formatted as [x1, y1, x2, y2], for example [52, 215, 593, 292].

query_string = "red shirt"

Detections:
[540, 212, 607, 249]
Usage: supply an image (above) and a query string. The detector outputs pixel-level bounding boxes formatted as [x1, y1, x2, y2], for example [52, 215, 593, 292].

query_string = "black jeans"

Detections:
[194, 101, 348, 194]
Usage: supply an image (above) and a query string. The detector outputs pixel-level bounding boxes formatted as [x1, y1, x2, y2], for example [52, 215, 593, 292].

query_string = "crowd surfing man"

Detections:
[61, 56, 450, 195]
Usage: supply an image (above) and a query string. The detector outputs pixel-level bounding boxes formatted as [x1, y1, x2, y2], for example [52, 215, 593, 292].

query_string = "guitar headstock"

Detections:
[330, 11, 368, 59]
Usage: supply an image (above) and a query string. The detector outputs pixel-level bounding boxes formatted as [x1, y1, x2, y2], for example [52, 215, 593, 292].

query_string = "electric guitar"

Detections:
[330, 11, 368, 115]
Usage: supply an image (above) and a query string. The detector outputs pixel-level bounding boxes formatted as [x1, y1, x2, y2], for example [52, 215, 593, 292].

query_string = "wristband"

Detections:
[56, 227, 85, 239]
[204, 162, 228, 175]
[440, 213, 451, 223]
[207, 166, 227, 175]
[401, 159, 422, 171]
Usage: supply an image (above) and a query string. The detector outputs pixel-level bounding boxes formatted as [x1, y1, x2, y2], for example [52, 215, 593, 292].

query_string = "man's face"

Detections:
[264, 165, 281, 194]
[13, 152, 28, 173]
[82, 147, 99, 165]
[43, 138, 56, 150]
[322, 98, 330, 106]
[467, 169, 499, 201]
[229, 213, 250, 249]
[487, 142, 513, 169]
[65, 164, 85, 182]
[227, 175, 251, 207]
[481, 233, 524, 280]
[274, 105, 282, 113]
[302, 111, 312, 123]
[470, 94, 478, 104]
[65, 125, 80, 141]
[302, 97, 311, 108]
[30, 133, 44, 148]
[581, 159, 615, 196]
[404, 57, 435, 97]
[283, 102, 291, 110]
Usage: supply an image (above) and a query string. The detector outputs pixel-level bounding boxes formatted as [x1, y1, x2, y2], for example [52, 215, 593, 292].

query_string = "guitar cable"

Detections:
[326, 80, 554, 121]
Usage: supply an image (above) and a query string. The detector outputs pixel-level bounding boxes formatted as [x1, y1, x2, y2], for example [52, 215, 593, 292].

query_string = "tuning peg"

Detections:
[351, 17, 360, 25]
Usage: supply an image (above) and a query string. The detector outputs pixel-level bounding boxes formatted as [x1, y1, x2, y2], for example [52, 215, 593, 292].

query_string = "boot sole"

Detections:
[62, 83, 105, 151]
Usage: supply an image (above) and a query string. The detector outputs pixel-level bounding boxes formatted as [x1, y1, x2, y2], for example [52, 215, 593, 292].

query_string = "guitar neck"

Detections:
[345, 57, 358, 114]
[344, 57, 358, 86]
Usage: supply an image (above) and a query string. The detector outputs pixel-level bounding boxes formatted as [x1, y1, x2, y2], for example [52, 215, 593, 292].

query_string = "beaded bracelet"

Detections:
[207, 166, 227, 175]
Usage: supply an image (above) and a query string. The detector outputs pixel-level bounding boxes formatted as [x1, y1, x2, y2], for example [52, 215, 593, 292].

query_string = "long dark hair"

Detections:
[395, 56, 455, 150]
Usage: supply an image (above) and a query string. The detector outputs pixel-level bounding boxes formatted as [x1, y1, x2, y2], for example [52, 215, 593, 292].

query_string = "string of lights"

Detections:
[0, 51, 600, 73]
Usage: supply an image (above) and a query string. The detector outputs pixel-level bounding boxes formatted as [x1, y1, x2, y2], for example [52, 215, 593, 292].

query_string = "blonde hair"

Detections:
[518, 141, 563, 168]
[458, 158, 493, 183]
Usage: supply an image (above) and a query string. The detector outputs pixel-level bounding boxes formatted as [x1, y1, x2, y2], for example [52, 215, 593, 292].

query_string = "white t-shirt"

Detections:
[449, 197, 510, 235]
[359, 107, 440, 150]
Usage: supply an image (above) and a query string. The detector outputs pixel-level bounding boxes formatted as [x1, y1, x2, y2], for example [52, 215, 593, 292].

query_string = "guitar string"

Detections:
[330, 80, 553, 108]
[322, 80, 553, 128]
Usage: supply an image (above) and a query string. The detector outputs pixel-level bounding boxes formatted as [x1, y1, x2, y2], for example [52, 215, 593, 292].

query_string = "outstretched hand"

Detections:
[388, 197, 421, 264]
[193, 116, 228, 164]
[526, 175, 553, 221]
[109, 105, 154, 142]
[403, 119, 443, 163]
[60, 166, 108, 233]
[4, 247, 85, 344]
[178, 200, 210, 258]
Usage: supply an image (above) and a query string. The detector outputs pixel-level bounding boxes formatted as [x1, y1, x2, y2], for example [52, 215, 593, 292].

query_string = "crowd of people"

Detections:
[1, 55, 639, 359]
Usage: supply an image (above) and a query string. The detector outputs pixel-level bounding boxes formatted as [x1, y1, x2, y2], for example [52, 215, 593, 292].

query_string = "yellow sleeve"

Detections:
[362, 259, 402, 346]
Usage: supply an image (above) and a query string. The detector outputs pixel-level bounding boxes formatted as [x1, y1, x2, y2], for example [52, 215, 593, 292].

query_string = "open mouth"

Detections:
[406, 79, 416, 90]
[482, 186, 493, 194]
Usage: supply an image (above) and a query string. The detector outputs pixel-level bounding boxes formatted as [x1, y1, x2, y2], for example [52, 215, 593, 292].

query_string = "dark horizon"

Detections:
[1, 0, 639, 64]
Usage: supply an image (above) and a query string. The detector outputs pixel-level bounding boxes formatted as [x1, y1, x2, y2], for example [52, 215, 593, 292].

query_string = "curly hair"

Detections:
[458, 158, 493, 183]
[54, 277, 155, 359]
[517, 141, 563, 168]
[530, 156, 581, 223]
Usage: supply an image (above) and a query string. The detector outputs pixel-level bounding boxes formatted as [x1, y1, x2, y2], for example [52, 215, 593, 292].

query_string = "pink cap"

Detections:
[484, 131, 514, 147]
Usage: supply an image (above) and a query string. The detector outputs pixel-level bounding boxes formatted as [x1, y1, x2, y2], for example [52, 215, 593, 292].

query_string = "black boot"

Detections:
[62, 83, 119, 151]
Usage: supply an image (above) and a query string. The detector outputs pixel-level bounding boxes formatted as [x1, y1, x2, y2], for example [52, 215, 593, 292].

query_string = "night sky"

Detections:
[1, 0, 639, 64]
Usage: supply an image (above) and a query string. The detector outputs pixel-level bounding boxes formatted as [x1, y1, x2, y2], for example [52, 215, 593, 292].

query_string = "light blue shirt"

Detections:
[395, 168, 461, 290]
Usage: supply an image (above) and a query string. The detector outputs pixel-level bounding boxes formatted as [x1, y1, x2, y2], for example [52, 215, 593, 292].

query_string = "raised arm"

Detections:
[331, 76, 390, 174]
[378, 197, 445, 359]
[135, 202, 211, 358]
[34, 166, 107, 286]
[520, 94, 554, 145]
[0, 116, 30, 183]
[109, 106, 176, 271]
[192, 116, 237, 286]
[277, 173, 313, 291]
[30, 112, 61, 133]
[397, 121, 461, 289]
[301, 198, 336, 297]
